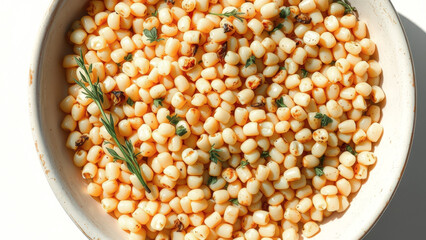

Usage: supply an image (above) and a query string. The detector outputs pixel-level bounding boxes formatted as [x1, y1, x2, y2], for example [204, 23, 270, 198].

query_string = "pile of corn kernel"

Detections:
[60, 0, 385, 239]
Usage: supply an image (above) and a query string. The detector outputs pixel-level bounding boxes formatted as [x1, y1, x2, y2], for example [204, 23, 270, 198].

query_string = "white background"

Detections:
[0, 0, 425, 239]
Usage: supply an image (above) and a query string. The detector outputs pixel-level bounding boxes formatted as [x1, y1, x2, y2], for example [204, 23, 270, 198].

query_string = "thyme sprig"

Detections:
[209, 9, 244, 22]
[73, 51, 151, 193]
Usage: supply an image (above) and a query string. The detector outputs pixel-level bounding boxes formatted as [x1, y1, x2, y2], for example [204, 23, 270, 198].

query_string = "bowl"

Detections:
[29, 0, 416, 239]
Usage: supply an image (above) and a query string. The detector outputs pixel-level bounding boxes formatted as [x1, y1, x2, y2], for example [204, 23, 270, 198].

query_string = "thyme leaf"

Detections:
[245, 55, 256, 68]
[143, 27, 164, 43]
[314, 113, 333, 127]
[275, 97, 287, 108]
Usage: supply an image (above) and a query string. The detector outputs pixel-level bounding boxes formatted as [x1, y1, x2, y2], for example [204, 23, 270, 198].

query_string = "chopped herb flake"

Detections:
[239, 160, 249, 168]
[143, 27, 164, 43]
[207, 176, 218, 185]
[315, 167, 324, 176]
[314, 113, 333, 127]
[315, 156, 325, 176]
[275, 97, 287, 108]
[301, 69, 309, 78]
[126, 98, 135, 106]
[209, 144, 222, 164]
[346, 145, 358, 155]
[176, 126, 187, 136]
[279, 7, 291, 19]
[270, 23, 284, 33]
[124, 53, 133, 61]
[151, 9, 158, 17]
[153, 98, 164, 108]
[261, 151, 270, 158]
[245, 55, 256, 68]
[229, 198, 239, 205]
[167, 114, 181, 126]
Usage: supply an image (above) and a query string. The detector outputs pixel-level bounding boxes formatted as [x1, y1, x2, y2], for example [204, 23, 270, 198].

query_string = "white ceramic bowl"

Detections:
[29, 1, 416, 239]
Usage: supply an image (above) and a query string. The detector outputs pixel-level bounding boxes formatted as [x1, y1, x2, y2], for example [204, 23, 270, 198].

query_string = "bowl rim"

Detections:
[29, 1, 416, 239]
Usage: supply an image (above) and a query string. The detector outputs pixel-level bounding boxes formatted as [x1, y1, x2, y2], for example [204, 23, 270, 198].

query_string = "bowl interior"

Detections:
[30, 0, 415, 239]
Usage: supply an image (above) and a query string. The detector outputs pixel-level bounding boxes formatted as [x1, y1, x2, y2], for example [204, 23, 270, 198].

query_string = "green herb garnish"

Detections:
[270, 23, 284, 33]
[279, 7, 291, 19]
[176, 126, 188, 136]
[275, 97, 287, 108]
[153, 98, 164, 107]
[335, 0, 357, 14]
[261, 151, 270, 159]
[346, 145, 358, 156]
[151, 9, 158, 17]
[143, 27, 164, 43]
[314, 113, 333, 127]
[229, 198, 239, 205]
[209, 9, 244, 22]
[280, 66, 286, 70]
[245, 55, 256, 68]
[301, 69, 309, 78]
[239, 160, 249, 168]
[73, 51, 150, 193]
[315, 156, 325, 176]
[167, 114, 181, 126]
[315, 167, 324, 176]
[207, 176, 218, 185]
[124, 53, 133, 61]
[209, 144, 222, 164]
[126, 98, 134, 106]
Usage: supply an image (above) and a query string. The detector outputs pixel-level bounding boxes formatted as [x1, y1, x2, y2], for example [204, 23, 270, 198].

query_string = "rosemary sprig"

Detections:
[209, 9, 244, 22]
[73, 51, 151, 193]
[209, 144, 222, 164]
